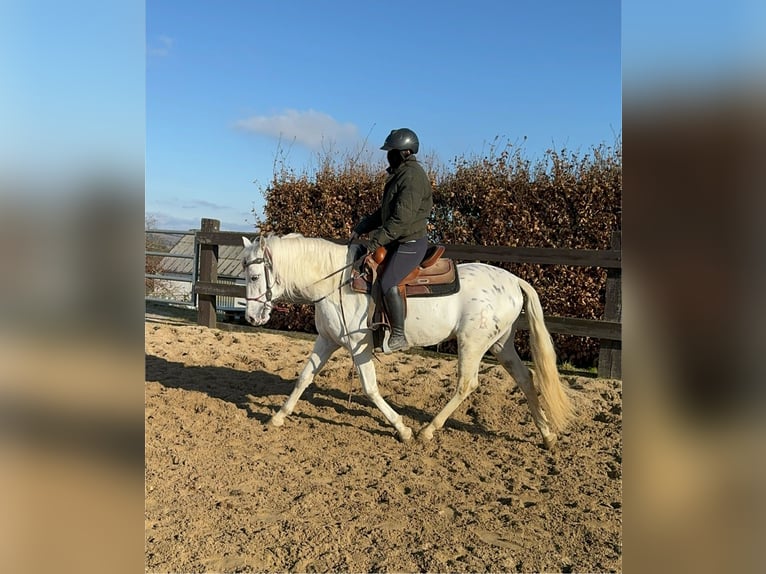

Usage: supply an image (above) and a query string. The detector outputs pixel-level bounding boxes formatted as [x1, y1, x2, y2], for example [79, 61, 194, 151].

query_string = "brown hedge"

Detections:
[254, 142, 621, 367]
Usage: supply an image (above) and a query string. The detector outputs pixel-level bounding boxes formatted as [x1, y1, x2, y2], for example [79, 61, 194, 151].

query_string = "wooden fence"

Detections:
[192, 218, 622, 378]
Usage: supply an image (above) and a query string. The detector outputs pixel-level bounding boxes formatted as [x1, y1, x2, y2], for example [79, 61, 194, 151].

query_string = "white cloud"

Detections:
[146, 210, 254, 232]
[234, 109, 359, 150]
[152, 197, 228, 211]
[148, 35, 173, 57]
[179, 198, 229, 211]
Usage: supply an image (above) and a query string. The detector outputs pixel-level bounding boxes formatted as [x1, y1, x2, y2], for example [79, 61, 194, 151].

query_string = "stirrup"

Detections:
[385, 331, 410, 353]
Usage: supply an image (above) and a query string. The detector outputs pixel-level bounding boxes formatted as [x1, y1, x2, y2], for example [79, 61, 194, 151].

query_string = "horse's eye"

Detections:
[250, 275, 259, 282]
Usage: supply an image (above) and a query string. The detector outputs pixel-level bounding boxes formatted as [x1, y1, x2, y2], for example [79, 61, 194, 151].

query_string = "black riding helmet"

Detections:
[380, 128, 419, 155]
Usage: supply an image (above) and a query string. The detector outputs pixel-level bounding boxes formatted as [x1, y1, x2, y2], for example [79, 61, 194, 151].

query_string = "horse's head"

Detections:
[242, 235, 281, 326]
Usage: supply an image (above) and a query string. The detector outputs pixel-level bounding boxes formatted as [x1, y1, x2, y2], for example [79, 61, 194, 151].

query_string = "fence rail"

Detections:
[145, 229, 198, 307]
[185, 218, 621, 378]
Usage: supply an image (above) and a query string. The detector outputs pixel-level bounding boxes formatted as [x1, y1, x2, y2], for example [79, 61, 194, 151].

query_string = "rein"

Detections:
[243, 246, 364, 307]
[244, 241, 366, 403]
[309, 261, 355, 303]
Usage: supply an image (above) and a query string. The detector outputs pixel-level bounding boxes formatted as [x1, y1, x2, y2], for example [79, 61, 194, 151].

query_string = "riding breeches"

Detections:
[379, 238, 428, 292]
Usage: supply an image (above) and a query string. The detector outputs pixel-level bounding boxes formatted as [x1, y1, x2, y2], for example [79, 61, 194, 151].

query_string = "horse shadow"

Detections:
[309, 384, 519, 442]
[146, 353, 291, 424]
[145, 353, 508, 441]
[144, 354, 400, 434]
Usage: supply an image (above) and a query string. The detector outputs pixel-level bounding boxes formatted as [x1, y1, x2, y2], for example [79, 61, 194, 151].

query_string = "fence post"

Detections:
[598, 230, 622, 378]
[197, 218, 220, 328]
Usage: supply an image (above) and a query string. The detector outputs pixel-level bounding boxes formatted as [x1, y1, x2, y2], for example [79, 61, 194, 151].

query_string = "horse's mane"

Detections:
[264, 233, 347, 300]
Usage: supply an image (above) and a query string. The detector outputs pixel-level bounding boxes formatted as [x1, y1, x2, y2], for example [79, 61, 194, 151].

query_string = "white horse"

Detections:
[242, 233, 574, 449]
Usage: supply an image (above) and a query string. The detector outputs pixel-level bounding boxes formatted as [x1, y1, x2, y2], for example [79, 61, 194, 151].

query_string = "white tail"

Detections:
[518, 278, 574, 432]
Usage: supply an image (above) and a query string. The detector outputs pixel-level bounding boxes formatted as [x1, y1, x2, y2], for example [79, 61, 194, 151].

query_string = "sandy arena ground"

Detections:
[145, 319, 621, 573]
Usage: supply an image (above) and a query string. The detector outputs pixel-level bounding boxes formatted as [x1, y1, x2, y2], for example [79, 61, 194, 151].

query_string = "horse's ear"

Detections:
[242, 236, 252, 248]
[259, 235, 266, 249]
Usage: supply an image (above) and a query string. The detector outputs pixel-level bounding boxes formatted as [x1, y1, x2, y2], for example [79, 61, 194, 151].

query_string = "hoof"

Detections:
[397, 426, 413, 442]
[543, 434, 558, 450]
[269, 415, 285, 428]
[418, 425, 435, 442]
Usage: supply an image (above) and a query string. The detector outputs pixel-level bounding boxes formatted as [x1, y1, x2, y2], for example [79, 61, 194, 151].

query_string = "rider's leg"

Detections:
[379, 238, 427, 352]
[383, 286, 409, 351]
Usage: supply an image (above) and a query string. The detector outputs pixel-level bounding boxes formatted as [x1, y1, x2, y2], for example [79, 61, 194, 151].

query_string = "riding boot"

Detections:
[383, 286, 410, 352]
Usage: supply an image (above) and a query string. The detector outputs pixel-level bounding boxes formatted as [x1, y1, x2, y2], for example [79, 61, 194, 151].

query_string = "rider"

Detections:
[351, 128, 434, 352]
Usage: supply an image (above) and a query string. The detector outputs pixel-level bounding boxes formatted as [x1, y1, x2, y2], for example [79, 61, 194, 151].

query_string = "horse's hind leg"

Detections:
[418, 344, 482, 441]
[269, 335, 339, 427]
[491, 337, 558, 449]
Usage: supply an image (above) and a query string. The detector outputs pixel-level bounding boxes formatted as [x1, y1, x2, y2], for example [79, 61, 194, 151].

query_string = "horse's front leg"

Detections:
[353, 340, 413, 442]
[269, 335, 339, 427]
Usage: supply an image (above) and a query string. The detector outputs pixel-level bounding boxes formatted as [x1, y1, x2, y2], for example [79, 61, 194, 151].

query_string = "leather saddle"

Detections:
[351, 245, 460, 340]
[349, 244, 460, 350]
[350, 244, 460, 299]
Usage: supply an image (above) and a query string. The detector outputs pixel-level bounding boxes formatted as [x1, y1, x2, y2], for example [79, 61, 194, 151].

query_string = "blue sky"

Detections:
[3, 0, 764, 234]
[1, 1, 144, 185]
[146, 0, 621, 232]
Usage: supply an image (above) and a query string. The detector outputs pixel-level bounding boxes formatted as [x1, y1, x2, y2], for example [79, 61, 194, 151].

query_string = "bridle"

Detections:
[243, 244, 364, 306]
[243, 246, 274, 304]
[242, 241, 371, 395]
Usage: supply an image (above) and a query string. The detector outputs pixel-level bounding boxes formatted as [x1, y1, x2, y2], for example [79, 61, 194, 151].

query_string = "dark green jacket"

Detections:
[355, 156, 433, 248]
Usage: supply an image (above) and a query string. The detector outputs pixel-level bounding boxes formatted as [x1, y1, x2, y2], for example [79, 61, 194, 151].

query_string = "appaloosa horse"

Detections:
[242, 234, 573, 449]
